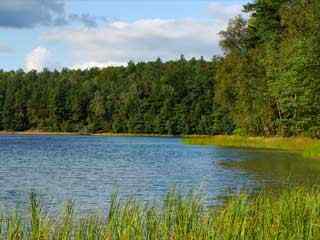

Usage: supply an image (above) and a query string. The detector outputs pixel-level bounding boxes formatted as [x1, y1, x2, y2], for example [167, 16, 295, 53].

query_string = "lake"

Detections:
[0, 135, 318, 213]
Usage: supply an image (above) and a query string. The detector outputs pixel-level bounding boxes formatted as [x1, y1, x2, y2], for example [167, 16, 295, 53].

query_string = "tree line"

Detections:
[0, 58, 233, 135]
[0, 0, 319, 137]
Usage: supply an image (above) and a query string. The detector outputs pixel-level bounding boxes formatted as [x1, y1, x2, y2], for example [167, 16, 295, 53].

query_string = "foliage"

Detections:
[0, 58, 233, 135]
[216, 0, 320, 137]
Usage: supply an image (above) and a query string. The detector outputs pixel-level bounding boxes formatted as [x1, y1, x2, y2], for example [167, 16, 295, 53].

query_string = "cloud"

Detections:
[0, 42, 13, 54]
[0, 0, 100, 28]
[69, 14, 101, 28]
[24, 46, 58, 72]
[207, 2, 243, 22]
[41, 2, 244, 68]
[0, 0, 66, 28]
[44, 19, 222, 67]
[72, 61, 127, 70]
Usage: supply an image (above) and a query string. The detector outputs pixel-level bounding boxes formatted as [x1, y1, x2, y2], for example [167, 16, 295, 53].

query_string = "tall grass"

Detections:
[1, 188, 320, 239]
[183, 135, 320, 158]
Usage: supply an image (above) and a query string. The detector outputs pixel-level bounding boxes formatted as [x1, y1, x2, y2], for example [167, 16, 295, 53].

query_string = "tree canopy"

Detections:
[0, 58, 233, 135]
[216, 0, 320, 137]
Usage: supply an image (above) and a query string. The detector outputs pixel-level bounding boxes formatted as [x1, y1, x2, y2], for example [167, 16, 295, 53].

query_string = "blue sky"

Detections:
[0, 0, 248, 71]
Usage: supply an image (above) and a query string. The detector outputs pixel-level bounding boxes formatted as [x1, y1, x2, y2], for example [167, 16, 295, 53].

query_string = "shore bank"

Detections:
[3, 131, 320, 158]
[0, 131, 80, 136]
[0, 130, 175, 137]
[183, 135, 320, 158]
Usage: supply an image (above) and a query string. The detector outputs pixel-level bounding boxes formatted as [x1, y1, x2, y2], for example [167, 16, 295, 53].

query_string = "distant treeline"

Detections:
[1, 0, 320, 137]
[0, 58, 233, 135]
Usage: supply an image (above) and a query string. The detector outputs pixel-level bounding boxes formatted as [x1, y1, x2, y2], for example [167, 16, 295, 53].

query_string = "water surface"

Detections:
[0, 135, 318, 212]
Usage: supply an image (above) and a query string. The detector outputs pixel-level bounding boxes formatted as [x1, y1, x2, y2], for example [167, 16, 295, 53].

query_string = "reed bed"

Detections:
[1, 188, 320, 239]
[183, 135, 320, 158]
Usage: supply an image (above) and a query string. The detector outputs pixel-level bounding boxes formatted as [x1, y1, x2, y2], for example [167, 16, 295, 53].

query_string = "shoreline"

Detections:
[3, 131, 319, 158]
[183, 135, 320, 158]
[0, 130, 181, 137]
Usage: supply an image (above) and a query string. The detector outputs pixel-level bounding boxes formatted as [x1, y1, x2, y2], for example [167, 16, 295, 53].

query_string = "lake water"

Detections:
[0, 135, 319, 213]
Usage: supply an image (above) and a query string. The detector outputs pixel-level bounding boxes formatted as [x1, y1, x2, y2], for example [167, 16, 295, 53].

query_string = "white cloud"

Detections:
[24, 46, 57, 72]
[207, 2, 243, 22]
[37, 2, 244, 69]
[72, 61, 126, 70]
[44, 18, 222, 67]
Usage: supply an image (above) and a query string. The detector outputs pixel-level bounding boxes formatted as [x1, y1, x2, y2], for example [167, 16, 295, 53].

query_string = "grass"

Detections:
[183, 135, 320, 158]
[303, 143, 320, 158]
[1, 188, 320, 239]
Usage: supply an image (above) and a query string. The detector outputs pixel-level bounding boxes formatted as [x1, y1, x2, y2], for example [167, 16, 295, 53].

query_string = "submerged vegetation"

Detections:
[2, 188, 320, 239]
[184, 135, 320, 158]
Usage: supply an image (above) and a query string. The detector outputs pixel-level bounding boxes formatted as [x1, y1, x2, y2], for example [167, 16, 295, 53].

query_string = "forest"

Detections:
[0, 58, 233, 135]
[0, 0, 319, 137]
[216, 0, 320, 138]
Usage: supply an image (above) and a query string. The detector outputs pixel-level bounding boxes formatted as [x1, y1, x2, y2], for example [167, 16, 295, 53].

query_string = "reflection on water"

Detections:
[220, 148, 320, 188]
[0, 135, 319, 213]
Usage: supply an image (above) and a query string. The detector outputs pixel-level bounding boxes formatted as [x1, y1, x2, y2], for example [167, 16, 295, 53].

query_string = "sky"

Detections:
[0, 0, 248, 71]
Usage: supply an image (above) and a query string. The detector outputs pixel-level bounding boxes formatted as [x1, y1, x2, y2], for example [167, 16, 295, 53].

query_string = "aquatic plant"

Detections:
[183, 135, 320, 159]
[1, 188, 320, 239]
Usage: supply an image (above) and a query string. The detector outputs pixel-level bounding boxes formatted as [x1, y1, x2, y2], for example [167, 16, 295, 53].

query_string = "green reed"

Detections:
[1, 187, 320, 239]
[183, 135, 320, 158]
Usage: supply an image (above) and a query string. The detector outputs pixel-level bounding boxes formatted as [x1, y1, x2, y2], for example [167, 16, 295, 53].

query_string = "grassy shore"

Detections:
[183, 135, 320, 158]
[1, 188, 320, 239]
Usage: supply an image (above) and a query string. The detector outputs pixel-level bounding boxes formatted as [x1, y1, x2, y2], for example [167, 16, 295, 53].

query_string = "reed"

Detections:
[183, 135, 320, 158]
[1, 187, 320, 239]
